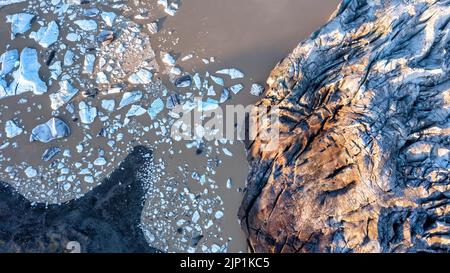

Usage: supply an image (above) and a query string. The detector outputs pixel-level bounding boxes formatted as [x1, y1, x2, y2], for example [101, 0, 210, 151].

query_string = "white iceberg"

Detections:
[49, 80, 79, 110]
[230, 84, 243, 94]
[250, 83, 264, 96]
[101, 11, 116, 27]
[210, 75, 224, 86]
[6, 13, 34, 39]
[74, 20, 97, 31]
[216, 68, 244, 79]
[30, 117, 70, 143]
[101, 99, 115, 112]
[0, 49, 19, 76]
[128, 69, 153, 84]
[78, 101, 97, 124]
[119, 90, 142, 109]
[148, 98, 164, 119]
[30, 21, 59, 48]
[5, 120, 23, 138]
[82, 54, 95, 74]
[9, 48, 47, 96]
[126, 105, 147, 117]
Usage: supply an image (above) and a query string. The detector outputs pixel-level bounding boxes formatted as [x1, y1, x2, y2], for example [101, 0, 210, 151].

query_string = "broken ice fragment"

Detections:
[148, 98, 164, 119]
[162, 52, 176, 66]
[222, 147, 232, 156]
[147, 21, 159, 34]
[30, 117, 70, 143]
[219, 88, 229, 103]
[250, 83, 264, 96]
[24, 166, 37, 178]
[226, 178, 233, 189]
[101, 11, 116, 27]
[30, 21, 59, 48]
[49, 80, 79, 110]
[128, 69, 153, 85]
[230, 84, 243, 94]
[74, 20, 97, 31]
[192, 210, 200, 223]
[66, 32, 80, 42]
[63, 50, 74, 66]
[166, 93, 179, 109]
[119, 91, 142, 109]
[214, 211, 224, 219]
[216, 68, 244, 79]
[126, 105, 147, 117]
[210, 75, 224, 86]
[101, 99, 115, 112]
[6, 13, 34, 39]
[0, 49, 18, 76]
[193, 73, 201, 89]
[78, 101, 97, 124]
[96, 72, 109, 84]
[83, 54, 95, 74]
[94, 157, 107, 166]
[42, 147, 61, 161]
[49, 61, 62, 80]
[9, 48, 47, 95]
[5, 120, 23, 138]
[174, 75, 191, 88]
[97, 30, 114, 46]
[198, 98, 219, 111]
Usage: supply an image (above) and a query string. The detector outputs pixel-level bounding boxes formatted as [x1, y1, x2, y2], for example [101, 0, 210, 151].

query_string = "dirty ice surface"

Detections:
[0, 0, 338, 252]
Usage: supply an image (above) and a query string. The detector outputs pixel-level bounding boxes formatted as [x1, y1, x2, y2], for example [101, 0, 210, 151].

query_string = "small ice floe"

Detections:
[82, 54, 95, 74]
[161, 52, 176, 67]
[214, 210, 224, 219]
[229, 84, 243, 94]
[42, 147, 60, 161]
[49, 61, 62, 80]
[49, 80, 79, 110]
[74, 20, 97, 31]
[63, 50, 74, 66]
[0, 0, 26, 9]
[30, 117, 70, 143]
[166, 93, 179, 109]
[96, 72, 109, 84]
[128, 69, 153, 84]
[250, 83, 264, 96]
[148, 98, 164, 119]
[5, 120, 23, 138]
[24, 166, 37, 178]
[66, 32, 80, 42]
[174, 75, 191, 88]
[9, 48, 47, 95]
[126, 105, 147, 117]
[219, 88, 229, 103]
[192, 210, 200, 223]
[97, 30, 114, 46]
[94, 157, 107, 166]
[6, 13, 34, 39]
[210, 75, 224, 86]
[216, 68, 244, 79]
[192, 73, 201, 89]
[84, 176, 94, 184]
[226, 178, 233, 189]
[198, 98, 219, 111]
[158, 0, 178, 16]
[181, 54, 193, 62]
[0, 49, 19, 76]
[222, 147, 232, 156]
[30, 21, 59, 48]
[207, 86, 216, 96]
[78, 101, 97, 124]
[101, 11, 116, 27]
[101, 99, 115, 112]
[119, 90, 142, 109]
[147, 21, 159, 34]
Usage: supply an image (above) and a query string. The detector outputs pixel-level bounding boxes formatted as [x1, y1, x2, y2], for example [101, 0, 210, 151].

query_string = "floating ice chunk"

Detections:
[101, 11, 116, 27]
[0, 49, 18, 76]
[66, 32, 80, 42]
[74, 20, 97, 31]
[193, 73, 201, 90]
[78, 101, 97, 124]
[96, 72, 109, 84]
[198, 98, 219, 111]
[49, 61, 62, 80]
[222, 147, 232, 156]
[158, 0, 178, 16]
[169, 66, 182, 76]
[84, 176, 94, 183]
[162, 52, 176, 66]
[6, 13, 34, 39]
[30, 21, 59, 48]
[30, 117, 70, 143]
[119, 90, 142, 109]
[147, 21, 159, 34]
[181, 54, 193, 62]
[49, 80, 79, 110]
[5, 120, 23, 138]
[148, 98, 164, 119]
[229, 84, 243, 94]
[0, 0, 26, 8]
[0, 79, 7, 98]
[42, 147, 61, 161]
[214, 210, 224, 219]
[128, 69, 153, 84]
[219, 88, 229, 103]
[250, 83, 264, 96]
[192, 210, 200, 223]
[126, 105, 147, 117]
[63, 50, 74, 66]
[101, 99, 115, 112]
[210, 75, 224, 86]
[9, 48, 47, 95]
[207, 86, 216, 96]
[82, 54, 95, 74]
[226, 178, 233, 189]
[24, 166, 37, 178]
[94, 157, 107, 166]
[216, 68, 244, 79]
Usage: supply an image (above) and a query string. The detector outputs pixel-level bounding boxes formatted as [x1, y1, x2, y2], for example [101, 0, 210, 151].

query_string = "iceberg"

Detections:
[49, 80, 79, 110]
[229, 84, 243, 94]
[128, 69, 153, 84]
[30, 117, 70, 143]
[74, 20, 97, 31]
[250, 83, 264, 96]
[148, 98, 164, 119]
[30, 21, 59, 48]
[0, 49, 19, 76]
[83, 54, 95, 74]
[118, 90, 142, 109]
[6, 13, 34, 39]
[216, 68, 244, 79]
[101, 99, 115, 112]
[9, 48, 47, 96]
[5, 120, 23, 138]
[126, 105, 147, 117]
[78, 101, 97, 124]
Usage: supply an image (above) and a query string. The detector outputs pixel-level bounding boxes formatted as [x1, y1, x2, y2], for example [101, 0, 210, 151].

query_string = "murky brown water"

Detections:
[0, 0, 338, 252]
